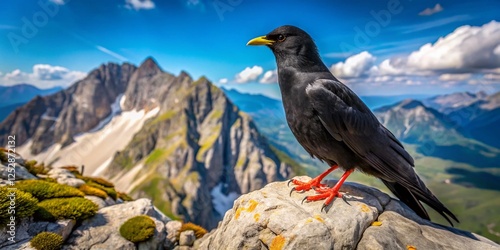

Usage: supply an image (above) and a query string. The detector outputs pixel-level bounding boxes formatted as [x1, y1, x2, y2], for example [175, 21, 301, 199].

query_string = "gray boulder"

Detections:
[63, 198, 170, 250]
[200, 177, 500, 250]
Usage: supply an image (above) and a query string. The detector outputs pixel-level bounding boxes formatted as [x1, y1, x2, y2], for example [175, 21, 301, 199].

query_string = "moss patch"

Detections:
[15, 180, 84, 201]
[76, 175, 114, 188]
[35, 197, 98, 222]
[30, 232, 63, 250]
[0, 187, 38, 226]
[119, 215, 156, 243]
[24, 160, 49, 176]
[79, 184, 108, 199]
[85, 181, 117, 200]
[117, 192, 134, 202]
[177, 222, 208, 240]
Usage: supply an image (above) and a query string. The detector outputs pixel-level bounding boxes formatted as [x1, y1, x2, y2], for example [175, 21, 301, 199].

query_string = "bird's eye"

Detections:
[277, 35, 286, 42]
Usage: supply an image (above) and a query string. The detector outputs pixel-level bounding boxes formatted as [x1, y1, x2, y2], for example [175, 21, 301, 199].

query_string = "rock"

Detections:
[165, 220, 183, 249]
[200, 178, 500, 250]
[64, 198, 170, 249]
[58, 177, 85, 188]
[0, 218, 76, 250]
[0, 162, 37, 181]
[84, 195, 107, 209]
[179, 230, 196, 246]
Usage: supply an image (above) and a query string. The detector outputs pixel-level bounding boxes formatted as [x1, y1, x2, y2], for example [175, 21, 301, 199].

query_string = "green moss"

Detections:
[193, 76, 208, 85]
[24, 160, 49, 176]
[79, 184, 108, 199]
[117, 192, 134, 202]
[85, 181, 117, 200]
[30, 232, 63, 250]
[76, 175, 114, 188]
[119, 215, 156, 243]
[0, 187, 38, 226]
[15, 180, 84, 201]
[177, 222, 208, 240]
[34, 197, 98, 222]
[270, 145, 306, 176]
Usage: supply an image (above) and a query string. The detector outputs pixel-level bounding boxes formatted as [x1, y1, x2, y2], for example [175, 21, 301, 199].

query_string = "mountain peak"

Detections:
[137, 57, 162, 77]
[398, 99, 425, 109]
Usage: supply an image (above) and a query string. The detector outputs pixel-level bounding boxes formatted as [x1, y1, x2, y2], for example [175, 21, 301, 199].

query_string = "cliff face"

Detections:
[104, 60, 295, 229]
[0, 58, 300, 230]
[200, 177, 500, 249]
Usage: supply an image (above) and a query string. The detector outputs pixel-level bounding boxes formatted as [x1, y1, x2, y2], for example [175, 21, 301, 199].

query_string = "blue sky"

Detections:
[0, 0, 499, 98]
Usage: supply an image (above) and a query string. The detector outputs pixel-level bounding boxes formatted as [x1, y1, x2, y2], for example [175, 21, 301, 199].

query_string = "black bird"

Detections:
[247, 25, 458, 225]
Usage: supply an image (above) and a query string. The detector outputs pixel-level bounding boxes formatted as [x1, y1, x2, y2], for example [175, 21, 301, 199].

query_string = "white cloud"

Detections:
[438, 73, 472, 81]
[218, 78, 228, 84]
[379, 21, 500, 76]
[235, 66, 263, 83]
[330, 51, 376, 78]
[1, 64, 86, 88]
[49, 0, 66, 5]
[484, 74, 500, 81]
[259, 70, 278, 84]
[419, 4, 443, 16]
[125, 0, 155, 10]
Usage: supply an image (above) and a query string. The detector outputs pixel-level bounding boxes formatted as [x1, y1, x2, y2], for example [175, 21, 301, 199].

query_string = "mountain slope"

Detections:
[1, 58, 301, 229]
[374, 99, 500, 167]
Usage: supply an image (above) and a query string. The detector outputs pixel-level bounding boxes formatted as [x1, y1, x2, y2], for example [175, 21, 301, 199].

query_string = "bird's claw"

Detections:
[301, 196, 308, 204]
[287, 179, 293, 187]
[321, 203, 329, 213]
[342, 194, 351, 205]
[289, 187, 296, 197]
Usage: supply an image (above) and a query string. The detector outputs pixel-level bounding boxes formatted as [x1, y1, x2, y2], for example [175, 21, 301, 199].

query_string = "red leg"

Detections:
[288, 165, 338, 194]
[303, 168, 354, 210]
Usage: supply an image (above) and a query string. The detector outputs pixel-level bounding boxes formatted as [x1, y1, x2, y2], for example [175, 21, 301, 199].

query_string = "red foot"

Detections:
[288, 165, 338, 194]
[300, 169, 355, 211]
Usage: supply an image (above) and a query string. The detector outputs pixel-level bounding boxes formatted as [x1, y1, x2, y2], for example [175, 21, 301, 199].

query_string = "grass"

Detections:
[196, 123, 221, 162]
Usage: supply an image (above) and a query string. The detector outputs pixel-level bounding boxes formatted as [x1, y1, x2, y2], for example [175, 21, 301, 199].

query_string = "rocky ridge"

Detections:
[201, 177, 500, 249]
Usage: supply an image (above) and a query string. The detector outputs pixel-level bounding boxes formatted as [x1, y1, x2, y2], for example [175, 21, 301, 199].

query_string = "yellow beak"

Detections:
[246, 36, 274, 46]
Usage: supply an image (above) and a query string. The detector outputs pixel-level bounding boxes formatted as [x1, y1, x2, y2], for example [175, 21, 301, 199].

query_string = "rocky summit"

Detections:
[200, 177, 500, 250]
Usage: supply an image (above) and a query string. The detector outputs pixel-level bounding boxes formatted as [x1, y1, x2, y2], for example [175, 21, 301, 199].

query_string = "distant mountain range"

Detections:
[0, 58, 301, 229]
[0, 84, 62, 121]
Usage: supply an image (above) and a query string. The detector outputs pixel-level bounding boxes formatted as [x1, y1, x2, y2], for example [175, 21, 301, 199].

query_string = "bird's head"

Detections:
[247, 25, 321, 67]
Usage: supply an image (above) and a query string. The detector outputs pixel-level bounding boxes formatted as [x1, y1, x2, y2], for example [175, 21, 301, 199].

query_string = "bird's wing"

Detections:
[305, 79, 419, 187]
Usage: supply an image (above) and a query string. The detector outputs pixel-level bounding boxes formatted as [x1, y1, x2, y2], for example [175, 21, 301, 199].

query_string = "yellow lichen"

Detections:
[407, 245, 417, 250]
[270, 235, 286, 250]
[247, 199, 258, 212]
[371, 221, 382, 226]
[235, 207, 244, 219]
[313, 215, 325, 223]
[254, 213, 260, 222]
[360, 204, 370, 213]
[305, 218, 313, 224]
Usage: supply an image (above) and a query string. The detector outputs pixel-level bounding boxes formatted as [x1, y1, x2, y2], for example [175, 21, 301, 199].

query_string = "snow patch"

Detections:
[211, 183, 239, 216]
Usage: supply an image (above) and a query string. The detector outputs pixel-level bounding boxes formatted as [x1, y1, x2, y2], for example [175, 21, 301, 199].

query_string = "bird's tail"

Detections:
[381, 179, 459, 226]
